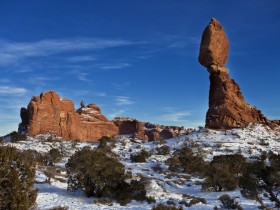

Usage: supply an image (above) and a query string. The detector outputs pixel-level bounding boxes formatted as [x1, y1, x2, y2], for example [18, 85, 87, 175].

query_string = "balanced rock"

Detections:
[199, 19, 272, 129]
[19, 91, 118, 141]
[199, 18, 229, 68]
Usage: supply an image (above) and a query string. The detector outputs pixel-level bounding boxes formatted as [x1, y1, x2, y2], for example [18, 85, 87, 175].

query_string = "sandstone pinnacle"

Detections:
[199, 19, 274, 129]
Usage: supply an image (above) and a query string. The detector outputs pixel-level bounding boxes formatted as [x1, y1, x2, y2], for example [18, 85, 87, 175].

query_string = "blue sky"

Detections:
[0, 0, 280, 135]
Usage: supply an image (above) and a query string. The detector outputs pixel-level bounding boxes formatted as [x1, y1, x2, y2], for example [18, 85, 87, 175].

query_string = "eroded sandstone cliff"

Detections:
[19, 91, 187, 141]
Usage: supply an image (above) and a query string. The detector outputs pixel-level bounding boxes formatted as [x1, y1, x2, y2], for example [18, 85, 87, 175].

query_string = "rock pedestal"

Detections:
[206, 67, 269, 129]
[199, 18, 273, 129]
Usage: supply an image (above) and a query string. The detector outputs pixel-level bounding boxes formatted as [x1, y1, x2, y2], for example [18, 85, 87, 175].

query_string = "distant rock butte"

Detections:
[19, 91, 187, 141]
[112, 117, 188, 141]
[199, 18, 278, 129]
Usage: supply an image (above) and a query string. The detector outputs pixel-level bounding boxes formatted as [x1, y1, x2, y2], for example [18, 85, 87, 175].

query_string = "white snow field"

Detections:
[3, 123, 280, 209]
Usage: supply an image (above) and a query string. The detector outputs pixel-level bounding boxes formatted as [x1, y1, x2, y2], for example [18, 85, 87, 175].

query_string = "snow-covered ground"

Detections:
[2, 123, 280, 209]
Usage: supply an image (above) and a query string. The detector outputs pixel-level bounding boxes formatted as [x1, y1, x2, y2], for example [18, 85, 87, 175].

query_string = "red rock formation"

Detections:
[199, 18, 229, 68]
[199, 18, 273, 129]
[19, 91, 118, 141]
[206, 67, 269, 129]
[112, 117, 186, 141]
[19, 91, 188, 141]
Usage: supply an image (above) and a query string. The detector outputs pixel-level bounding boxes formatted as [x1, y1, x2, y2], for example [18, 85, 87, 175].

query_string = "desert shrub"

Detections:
[130, 149, 151, 163]
[188, 197, 206, 206]
[47, 148, 63, 165]
[0, 146, 37, 210]
[8, 131, 27, 143]
[166, 145, 207, 176]
[240, 153, 280, 208]
[21, 149, 45, 165]
[218, 194, 243, 210]
[151, 203, 183, 210]
[156, 145, 170, 155]
[202, 154, 248, 191]
[152, 164, 164, 173]
[97, 136, 115, 154]
[66, 147, 147, 205]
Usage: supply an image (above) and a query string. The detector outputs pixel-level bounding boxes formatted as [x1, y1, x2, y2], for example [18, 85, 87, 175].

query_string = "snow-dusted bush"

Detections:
[66, 147, 147, 205]
[21, 149, 45, 166]
[240, 152, 280, 208]
[218, 194, 243, 210]
[0, 146, 37, 210]
[156, 145, 170, 155]
[202, 154, 247, 192]
[44, 148, 63, 166]
[166, 144, 207, 176]
[130, 149, 151, 162]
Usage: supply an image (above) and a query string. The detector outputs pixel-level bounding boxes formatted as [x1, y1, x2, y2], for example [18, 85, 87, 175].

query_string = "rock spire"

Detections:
[199, 18, 273, 129]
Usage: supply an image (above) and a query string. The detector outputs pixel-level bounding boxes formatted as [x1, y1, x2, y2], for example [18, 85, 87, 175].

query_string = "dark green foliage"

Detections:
[202, 154, 247, 191]
[66, 147, 147, 205]
[21, 149, 45, 165]
[130, 149, 151, 163]
[156, 145, 170, 155]
[45, 148, 63, 166]
[151, 203, 183, 210]
[98, 136, 111, 148]
[97, 136, 115, 154]
[218, 194, 243, 210]
[0, 137, 3, 144]
[166, 145, 207, 176]
[0, 146, 37, 210]
[240, 152, 280, 208]
[8, 131, 27, 142]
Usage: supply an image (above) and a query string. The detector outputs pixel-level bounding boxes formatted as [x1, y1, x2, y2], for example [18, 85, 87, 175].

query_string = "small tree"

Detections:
[44, 148, 63, 166]
[166, 145, 207, 176]
[0, 146, 37, 210]
[240, 153, 280, 208]
[202, 154, 247, 191]
[130, 149, 151, 163]
[66, 147, 147, 205]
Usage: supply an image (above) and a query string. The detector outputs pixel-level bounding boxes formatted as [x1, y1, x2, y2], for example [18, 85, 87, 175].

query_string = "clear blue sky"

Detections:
[1, 0, 280, 135]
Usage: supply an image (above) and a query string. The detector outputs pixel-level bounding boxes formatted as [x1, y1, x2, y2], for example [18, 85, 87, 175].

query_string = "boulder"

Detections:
[199, 18, 229, 68]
